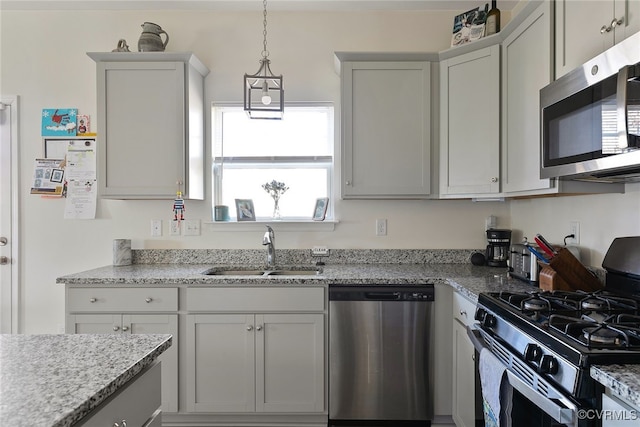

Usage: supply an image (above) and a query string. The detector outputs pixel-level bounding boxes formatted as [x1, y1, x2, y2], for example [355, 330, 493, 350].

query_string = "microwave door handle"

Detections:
[617, 65, 630, 151]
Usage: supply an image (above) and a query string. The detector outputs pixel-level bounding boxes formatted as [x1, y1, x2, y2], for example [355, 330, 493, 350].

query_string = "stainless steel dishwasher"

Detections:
[329, 284, 434, 426]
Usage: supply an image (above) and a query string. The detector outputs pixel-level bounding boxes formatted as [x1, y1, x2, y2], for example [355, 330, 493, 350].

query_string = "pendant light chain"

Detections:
[262, 0, 269, 60]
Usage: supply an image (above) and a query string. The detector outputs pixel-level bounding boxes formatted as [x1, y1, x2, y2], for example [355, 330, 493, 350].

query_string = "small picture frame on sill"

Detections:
[235, 199, 256, 221]
[313, 197, 329, 221]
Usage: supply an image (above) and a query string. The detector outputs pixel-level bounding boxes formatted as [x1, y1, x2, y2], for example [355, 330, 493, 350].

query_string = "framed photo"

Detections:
[235, 199, 256, 221]
[312, 197, 329, 221]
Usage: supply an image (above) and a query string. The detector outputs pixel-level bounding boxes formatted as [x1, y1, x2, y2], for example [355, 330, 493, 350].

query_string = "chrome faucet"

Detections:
[262, 225, 276, 269]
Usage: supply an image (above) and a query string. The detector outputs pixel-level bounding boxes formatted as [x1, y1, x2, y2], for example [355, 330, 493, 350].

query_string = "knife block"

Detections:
[545, 247, 603, 292]
[538, 266, 571, 291]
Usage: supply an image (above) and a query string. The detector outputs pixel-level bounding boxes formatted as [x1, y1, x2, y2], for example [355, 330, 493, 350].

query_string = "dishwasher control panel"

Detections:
[329, 284, 435, 301]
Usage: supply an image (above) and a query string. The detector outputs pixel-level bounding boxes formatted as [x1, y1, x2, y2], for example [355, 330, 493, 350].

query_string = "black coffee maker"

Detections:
[485, 229, 512, 267]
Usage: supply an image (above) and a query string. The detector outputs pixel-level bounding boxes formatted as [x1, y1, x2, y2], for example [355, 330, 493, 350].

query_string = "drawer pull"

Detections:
[122, 325, 129, 332]
[145, 298, 153, 303]
[113, 326, 120, 332]
[113, 421, 127, 427]
[256, 325, 263, 331]
[247, 325, 253, 331]
[89, 298, 97, 303]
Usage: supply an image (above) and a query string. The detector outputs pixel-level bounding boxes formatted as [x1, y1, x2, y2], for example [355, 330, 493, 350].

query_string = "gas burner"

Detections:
[523, 298, 549, 312]
[583, 326, 622, 346]
[581, 297, 607, 311]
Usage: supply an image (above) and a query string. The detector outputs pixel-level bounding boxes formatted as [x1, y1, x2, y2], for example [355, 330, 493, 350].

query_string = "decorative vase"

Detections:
[272, 198, 281, 220]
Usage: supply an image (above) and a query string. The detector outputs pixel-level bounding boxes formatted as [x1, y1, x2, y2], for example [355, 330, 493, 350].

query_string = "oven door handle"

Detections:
[466, 326, 578, 427]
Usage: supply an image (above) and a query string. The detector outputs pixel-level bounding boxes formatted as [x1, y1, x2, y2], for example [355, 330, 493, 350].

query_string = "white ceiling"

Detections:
[0, 0, 520, 11]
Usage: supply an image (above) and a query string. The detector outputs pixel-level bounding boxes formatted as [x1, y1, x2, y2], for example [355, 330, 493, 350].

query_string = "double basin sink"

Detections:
[203, 266, 322, 277]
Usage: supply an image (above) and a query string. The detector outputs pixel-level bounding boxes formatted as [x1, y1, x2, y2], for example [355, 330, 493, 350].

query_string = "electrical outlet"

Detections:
[376, 219, 387, 236]
[568, 221, 580, 245]
[151, 219, 162, 237]
[170, 220, 181, 236]
[312, 246, 329, 256]
[184, 219, 201, 236]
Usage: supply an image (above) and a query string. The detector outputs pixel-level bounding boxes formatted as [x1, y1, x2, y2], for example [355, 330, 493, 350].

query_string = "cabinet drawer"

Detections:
[77, 361, 161, 426]
[453, 291, 477, 326]
[187, 287, 325, 312]
[68, 287, 178, 312]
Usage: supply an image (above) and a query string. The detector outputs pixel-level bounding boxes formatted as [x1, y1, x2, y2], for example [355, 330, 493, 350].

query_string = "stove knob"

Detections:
[539, 355, 559, 375]
[482, 313, 496, 327]
[524, 343, 542, 362]
[474, 308, 486, 322]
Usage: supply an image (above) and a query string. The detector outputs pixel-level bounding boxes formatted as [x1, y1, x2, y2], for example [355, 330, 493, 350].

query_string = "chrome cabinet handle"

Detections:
[601, 17, 624, 33]
[145, 298, 153, 303]
[460, 310, 467, 317]
[256, 325, 263, 331]
[491, 177, 498, 183]
[0, 256, 8, 265]
[113, 421, 127, 427]
[247, 325, 253, 331]
[113, 326, 120, 332]
[0, 237, 7, 246]
[122, 326, 129, 332]
[89, 298, 97, 303]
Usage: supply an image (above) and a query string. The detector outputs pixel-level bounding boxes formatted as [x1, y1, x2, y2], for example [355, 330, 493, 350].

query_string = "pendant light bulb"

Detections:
[261, 80, 272, 105]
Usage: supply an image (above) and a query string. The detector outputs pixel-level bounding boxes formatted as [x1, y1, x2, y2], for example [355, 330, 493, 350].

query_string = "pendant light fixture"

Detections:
[244, 0, 284, 119]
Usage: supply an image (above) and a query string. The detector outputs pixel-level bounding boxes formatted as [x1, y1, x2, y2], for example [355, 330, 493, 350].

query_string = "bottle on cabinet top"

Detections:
[485, 0, 501, 36]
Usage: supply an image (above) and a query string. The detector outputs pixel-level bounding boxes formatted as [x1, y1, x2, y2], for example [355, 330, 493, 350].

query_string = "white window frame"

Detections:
[211, 103, 335, 223]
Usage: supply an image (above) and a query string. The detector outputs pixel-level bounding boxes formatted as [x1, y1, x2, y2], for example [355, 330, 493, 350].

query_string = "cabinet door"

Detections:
[67, 314, 120, 334]
[452, 319, 477, 427]
[255, 314, 324, 413]
[502, 1, 554, 195]
[555, 0, 615, 78]
[342, 61, 431, 198]
[440, 45, 500, 196]
[614, 0, 640, 44]
[125, 314, 179, 413]
[98, 61, 185, 198]
[186, 314, 255, 412]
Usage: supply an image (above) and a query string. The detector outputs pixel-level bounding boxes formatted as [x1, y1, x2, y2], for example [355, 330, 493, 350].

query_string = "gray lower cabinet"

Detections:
[185, 287, 326, 415]
[77, 361, 162, 427]
[66, 287, 179, 413]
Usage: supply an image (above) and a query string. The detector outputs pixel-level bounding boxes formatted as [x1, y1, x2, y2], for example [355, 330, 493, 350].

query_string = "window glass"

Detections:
[213, 104, 334, 220]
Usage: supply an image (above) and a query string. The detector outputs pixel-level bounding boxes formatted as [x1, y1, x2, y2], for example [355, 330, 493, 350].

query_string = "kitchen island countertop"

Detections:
[0, 333, 171, 427]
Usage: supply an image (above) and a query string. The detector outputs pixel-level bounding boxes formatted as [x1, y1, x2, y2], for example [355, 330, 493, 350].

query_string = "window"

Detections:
[212, 104, 334, 220]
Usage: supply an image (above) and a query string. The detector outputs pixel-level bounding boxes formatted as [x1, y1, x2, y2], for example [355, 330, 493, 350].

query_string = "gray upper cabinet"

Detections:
[555, 0, 640, 78]
[88, 52, 209, 199]
[439, 45, 500, 197]
[337, 55, 433, 199]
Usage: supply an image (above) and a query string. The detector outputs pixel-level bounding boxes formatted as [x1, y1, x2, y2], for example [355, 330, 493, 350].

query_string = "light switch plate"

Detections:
[170, 220, 181, 236]
[151, 219, 162, 237]
[184, 219, 201, 236]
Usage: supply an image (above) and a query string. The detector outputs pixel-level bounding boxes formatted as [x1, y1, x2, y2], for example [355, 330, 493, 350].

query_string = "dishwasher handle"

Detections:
[364, 292, 401, 300]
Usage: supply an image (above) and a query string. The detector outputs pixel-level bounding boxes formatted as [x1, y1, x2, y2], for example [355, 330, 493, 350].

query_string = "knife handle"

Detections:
[535, 234, 558, 256]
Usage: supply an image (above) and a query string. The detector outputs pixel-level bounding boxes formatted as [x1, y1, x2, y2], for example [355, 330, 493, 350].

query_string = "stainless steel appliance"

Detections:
[486, 229, 512, 268]
[329, 284, 434, 426]
[470, 237, 640, 427]
[509, 243, 541, 283]
[540, 31, 640, 182]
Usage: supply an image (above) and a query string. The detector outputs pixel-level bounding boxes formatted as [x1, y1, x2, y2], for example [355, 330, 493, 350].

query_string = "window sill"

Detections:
[204, 219, 338, 232]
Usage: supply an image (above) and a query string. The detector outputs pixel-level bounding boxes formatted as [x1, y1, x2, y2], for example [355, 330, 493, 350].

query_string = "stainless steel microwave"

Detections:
[540, 31, 640, 182]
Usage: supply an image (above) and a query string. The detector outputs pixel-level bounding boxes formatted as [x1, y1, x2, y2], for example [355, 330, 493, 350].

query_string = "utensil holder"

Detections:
[548, 247, 602, 292]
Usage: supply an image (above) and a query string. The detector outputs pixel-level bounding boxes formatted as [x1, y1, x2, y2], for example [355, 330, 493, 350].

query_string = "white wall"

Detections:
[1, 8, 512, 333]
[3, 5, 638, 334]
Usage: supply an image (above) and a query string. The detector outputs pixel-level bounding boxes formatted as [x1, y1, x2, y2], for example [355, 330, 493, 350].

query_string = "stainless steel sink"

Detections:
[203, 266, 322, 276]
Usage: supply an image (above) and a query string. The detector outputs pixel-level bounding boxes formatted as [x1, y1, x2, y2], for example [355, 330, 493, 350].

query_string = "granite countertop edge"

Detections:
[590, 365, 640, 408]
[0, 334, 172, 427]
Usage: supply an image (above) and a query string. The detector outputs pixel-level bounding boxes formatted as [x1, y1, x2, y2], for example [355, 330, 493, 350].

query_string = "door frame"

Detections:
[1, 95, 20, 333]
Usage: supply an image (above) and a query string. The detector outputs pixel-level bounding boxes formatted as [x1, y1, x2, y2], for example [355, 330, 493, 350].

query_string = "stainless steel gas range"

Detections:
[470, 237, 640, 427]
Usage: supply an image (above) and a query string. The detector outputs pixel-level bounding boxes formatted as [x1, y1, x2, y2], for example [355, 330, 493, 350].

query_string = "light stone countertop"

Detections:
[591, 365, 640, 409]
[0, 334, 171, 427]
